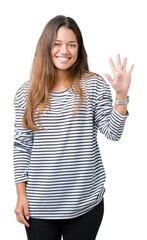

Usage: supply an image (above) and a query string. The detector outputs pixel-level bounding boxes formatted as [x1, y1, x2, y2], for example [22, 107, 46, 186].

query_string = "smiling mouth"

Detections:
[56, 56, 71, 62]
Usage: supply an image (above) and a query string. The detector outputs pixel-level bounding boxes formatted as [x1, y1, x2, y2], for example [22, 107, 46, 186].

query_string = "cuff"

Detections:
[14, 174, 28, 184]
[113, 108, 129, 119]
[109, 108, 129, 140]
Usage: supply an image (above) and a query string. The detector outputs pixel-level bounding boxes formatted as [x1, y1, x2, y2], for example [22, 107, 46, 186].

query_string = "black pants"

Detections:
[25, 198, 104, 240]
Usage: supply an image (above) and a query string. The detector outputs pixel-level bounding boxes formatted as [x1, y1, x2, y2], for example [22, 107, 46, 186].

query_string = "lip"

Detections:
[56, 56, 71, 59]
[55, 56, 71, 63]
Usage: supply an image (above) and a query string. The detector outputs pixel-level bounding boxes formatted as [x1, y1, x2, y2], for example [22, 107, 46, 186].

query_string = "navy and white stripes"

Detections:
[13, 75, 128, 219]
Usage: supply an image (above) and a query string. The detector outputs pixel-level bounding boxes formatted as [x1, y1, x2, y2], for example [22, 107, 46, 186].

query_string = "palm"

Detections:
[104, 54, 134, 95]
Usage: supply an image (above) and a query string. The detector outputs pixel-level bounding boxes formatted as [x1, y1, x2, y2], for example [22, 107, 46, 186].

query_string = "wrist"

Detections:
[115, 95, 129, 105]
[17, 193, 26, 199]
[116, 92, 128, 99]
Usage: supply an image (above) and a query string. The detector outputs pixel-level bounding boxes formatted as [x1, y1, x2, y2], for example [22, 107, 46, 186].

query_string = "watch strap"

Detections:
[115, 96, 129, 105]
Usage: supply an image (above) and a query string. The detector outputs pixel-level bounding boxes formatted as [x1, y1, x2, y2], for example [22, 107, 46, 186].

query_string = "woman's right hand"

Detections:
[14, 194, 30, 228]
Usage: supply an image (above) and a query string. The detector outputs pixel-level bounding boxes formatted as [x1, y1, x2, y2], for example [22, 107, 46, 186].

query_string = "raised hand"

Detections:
[104, 53, 134, 97]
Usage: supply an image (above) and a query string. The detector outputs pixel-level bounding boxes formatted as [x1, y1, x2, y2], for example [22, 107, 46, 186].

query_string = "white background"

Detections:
[0, 0, 146, 239]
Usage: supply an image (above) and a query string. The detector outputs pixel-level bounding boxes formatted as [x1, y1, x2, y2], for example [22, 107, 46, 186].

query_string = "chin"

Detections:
[54, 64, 75, 71]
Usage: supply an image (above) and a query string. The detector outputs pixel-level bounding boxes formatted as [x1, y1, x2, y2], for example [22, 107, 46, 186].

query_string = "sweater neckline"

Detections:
[49, 87, 72, 96]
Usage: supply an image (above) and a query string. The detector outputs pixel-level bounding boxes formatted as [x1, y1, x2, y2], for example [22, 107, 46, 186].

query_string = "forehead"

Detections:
[55, 26, 77, 42]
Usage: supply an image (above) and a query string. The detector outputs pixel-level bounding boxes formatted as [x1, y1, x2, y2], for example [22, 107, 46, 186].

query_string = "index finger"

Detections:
[109, 57, 117, 74]
[128, 64, 134, 74]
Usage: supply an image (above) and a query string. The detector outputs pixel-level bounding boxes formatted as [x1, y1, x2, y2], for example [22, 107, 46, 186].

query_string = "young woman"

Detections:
[13, 15, 134, 240]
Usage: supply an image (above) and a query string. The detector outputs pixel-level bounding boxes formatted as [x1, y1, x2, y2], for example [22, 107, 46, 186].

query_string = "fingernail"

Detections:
[26, 216, 29, 220]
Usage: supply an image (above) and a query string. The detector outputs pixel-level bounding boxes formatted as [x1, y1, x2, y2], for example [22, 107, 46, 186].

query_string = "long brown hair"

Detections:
[22, 15, 100, 131]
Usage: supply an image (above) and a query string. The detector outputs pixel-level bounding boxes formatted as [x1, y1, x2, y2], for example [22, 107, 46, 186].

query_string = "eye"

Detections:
[54, 43, 61, 46]
[69, 44, 76, 47]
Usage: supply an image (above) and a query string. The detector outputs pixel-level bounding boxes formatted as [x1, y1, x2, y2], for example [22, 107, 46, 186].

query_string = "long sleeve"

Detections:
[94, 77, 128, 141]
[13, 91, 34, 184]
[12, 77, 129, 220]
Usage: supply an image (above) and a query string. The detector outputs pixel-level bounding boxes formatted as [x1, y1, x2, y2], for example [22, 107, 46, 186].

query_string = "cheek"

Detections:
[51, 51, 57, 64]
[74, 52, 78, 61]
[51, 48, 57, 57]
[72, 49, 78, 59]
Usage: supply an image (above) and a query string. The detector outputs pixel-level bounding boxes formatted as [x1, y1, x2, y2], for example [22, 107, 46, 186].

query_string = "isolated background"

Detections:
[0, 0, 146, 239]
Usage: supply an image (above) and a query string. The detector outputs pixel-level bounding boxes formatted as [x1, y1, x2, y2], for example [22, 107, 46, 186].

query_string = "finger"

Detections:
[16, 212, 30, 227]
[117, 53, 122, 71]
[24, 205, 29, 220]
[109, 58, 117, 74]
[104, 73, 113, 85]
[122, 57, 127, 72]
[128, 64, 134, 74]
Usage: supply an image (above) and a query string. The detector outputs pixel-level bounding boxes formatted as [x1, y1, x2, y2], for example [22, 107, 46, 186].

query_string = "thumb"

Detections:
[24, 202, 29, 220]
[104, 73, 113, 85]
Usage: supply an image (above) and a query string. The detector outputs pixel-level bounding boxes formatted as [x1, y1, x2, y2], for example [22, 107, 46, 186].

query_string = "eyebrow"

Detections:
[55, 40, 77, 43]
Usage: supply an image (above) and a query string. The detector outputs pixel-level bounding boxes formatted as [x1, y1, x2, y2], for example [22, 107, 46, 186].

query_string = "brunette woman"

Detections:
[13, 15, 134, 240]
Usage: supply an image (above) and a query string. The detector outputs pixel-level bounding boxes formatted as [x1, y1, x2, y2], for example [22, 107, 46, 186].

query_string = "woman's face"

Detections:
[51, 26, 79, 72]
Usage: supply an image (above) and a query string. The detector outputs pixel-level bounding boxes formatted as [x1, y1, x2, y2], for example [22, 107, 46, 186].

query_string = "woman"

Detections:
[13, 15, 134, 240]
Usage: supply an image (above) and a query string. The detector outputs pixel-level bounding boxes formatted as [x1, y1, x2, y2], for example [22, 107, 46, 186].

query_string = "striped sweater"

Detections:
[13, 75, 128, 219]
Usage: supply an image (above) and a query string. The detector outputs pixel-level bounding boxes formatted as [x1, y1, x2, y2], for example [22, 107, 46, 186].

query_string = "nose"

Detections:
[60, 44, 70, 54]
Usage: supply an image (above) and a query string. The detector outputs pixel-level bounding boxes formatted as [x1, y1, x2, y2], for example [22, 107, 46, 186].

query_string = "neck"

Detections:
[54, 69, 69, 86]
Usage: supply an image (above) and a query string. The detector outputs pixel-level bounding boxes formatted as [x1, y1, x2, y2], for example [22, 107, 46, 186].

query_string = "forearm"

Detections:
[114, 93, 128, 115]
[16, 182, 26, 196]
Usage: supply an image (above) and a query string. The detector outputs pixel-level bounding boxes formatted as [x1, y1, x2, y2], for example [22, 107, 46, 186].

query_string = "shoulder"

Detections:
[81, 72, 110, 92]
[14, 80, 31, 108]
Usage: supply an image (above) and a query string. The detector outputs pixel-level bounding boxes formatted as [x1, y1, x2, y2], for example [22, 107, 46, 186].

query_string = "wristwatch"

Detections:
[115, 96, 129, 105]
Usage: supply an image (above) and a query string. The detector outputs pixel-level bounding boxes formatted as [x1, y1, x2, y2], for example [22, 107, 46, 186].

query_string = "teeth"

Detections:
[57, 57, 69, 60]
